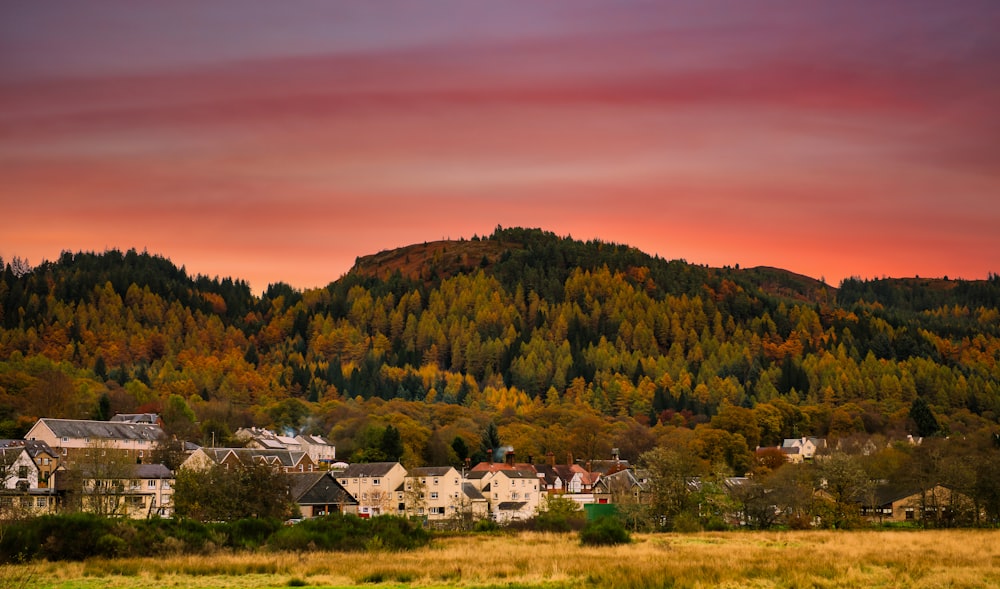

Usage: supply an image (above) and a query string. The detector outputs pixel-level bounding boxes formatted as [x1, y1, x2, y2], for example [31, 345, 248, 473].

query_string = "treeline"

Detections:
[0, 230, 997, 470]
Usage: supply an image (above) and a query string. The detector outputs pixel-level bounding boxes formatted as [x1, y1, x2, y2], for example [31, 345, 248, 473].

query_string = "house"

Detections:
[286, 471, 357, 517]
[481, 469, 540, 522]
[235, 427, 302, 452]
[860, 484, 976, 525]
[402, 466, 464, 520]
[335, 462, 407, 517]
[55, 462, 174, 518]
[25, 418, 164, 464]
[295, 434, 336, 466]
[0, 446, 39, 491]
[181, 447, 316, 474]
[780, 437, 827, 463]
[0, 439, 60, 489]
[592, 468, 649, 505]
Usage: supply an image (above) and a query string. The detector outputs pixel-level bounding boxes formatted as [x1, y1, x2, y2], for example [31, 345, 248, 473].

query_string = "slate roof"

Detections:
[0, 439, 57, 459]
[110, 413, 160, 424]
[336, 462, 400, 478]
[199, 448, 310, 468]
[134, 463, 173, 479]
[36, 418, 164, 442]
[496, 501, 528, 510]
[408, 466, 455, 477]
[287, 472, 357, 505]
[462, 482, 485, 501]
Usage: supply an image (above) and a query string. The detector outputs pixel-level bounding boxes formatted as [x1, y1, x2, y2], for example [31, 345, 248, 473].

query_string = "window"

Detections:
[430, 492, 438, 499]
[512, 492, 519, 500]
[18, 466, 28, 479]
[433, 478, 439, 485]
[373, 479, 380, 486]
[148, 480, 157, 488]
[362, 493, 368, 500]
[43, 458, 50, 466]
[36, 497, 47, 508]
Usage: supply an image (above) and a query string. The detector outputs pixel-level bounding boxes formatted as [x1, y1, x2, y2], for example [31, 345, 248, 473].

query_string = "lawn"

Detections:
[7, 529, 998, 589]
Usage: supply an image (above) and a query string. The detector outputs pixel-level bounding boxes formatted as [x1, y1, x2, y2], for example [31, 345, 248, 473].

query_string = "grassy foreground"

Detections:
[6, 529, 998, 589]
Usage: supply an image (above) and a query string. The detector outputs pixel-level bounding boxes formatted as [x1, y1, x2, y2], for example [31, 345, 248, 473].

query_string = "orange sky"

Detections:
[2, 2, 998, 293]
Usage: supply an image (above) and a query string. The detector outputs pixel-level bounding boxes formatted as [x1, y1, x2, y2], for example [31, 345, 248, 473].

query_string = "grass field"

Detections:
[6, 529, 998, 589]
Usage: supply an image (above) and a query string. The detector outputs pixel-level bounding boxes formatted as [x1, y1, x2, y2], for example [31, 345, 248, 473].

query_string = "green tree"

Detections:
[909, 397, 940, 438]
[380, 424, 404, 462]
[173, 462, 293, 522]
[640, 446, 700, 530]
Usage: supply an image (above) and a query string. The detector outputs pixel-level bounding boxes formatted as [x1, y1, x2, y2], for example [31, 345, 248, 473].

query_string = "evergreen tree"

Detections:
[380, 424, 404, 462]
[909, 397, 940, 438]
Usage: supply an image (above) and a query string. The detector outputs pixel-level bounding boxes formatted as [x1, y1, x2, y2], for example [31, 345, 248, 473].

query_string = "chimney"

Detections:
[585, 460, 592, 473]
[567, 452, 574, 466]
[505, 451, 515, 466]
[547, 452, 556, 467]
[526, 454, 533, 465]
[488, 449, 493, 464]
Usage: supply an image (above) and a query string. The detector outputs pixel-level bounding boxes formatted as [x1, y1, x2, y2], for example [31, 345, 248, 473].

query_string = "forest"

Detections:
[1, 227, 999, 476]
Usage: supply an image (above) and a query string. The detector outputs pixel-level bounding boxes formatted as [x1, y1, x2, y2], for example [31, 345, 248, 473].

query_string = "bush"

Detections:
[0, 513, 114, 562]
[579, 516, 631, 546]
[267, 513, 429, 552]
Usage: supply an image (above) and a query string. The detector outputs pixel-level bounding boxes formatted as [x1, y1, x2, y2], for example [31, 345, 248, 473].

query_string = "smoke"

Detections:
[493, 445, 514, 462]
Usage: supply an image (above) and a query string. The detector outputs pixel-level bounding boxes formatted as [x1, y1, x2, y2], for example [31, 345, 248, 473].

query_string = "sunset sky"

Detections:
[3, 2, 998, 294]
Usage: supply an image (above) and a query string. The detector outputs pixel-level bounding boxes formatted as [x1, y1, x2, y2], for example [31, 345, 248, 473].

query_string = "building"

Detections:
[55, 462, 174, 518]
[286, 471, 357, 517]
[402, 466, 464, 520]
[25, 418, 164, 464]
[335, 462, 407, 517]
[180, 447, 316, 474]
[780, 437, 827, 463]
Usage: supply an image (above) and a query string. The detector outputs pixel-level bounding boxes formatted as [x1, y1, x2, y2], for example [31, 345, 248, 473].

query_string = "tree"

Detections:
[640, 446, 700, 530]
[64, 441, 136, 517]
[451, 436, 470, 465]
[815, 452, 871, 529]
[478, 422, 502, 462]
[909, 397, 940, 438]
[380, 425, 404, 462]
[173, 462, 293, 522]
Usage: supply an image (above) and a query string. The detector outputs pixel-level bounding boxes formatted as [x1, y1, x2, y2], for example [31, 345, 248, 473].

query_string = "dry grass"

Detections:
[17, 529, 1000, 589]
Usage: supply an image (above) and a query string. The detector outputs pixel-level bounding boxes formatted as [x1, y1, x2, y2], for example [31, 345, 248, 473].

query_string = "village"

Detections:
[0, 413, 980, 530]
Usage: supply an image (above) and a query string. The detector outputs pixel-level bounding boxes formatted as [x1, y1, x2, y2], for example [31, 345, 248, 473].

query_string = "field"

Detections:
[6, 529, 998, 589]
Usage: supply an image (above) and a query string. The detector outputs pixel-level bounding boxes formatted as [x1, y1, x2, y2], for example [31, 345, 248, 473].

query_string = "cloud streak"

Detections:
[2, 2, 998, 291]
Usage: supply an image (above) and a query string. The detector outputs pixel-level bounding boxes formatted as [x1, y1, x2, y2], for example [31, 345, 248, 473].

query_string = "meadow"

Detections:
[5, 529, 998, 589]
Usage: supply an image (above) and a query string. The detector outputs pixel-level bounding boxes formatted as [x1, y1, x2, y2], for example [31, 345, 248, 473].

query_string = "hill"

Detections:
[0, 228, 997, 473]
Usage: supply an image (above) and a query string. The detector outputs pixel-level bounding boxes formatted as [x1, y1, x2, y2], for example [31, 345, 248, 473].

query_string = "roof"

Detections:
[110, 413, 160, 424]
[469, 461, 537, 473]
[493, 469, 538, 480]
[336, 462, 401, 478]
[496, 501, 528, 510]
[34, 418, 164, 442]
[0, 439, 57, 459]
[408, 466, 456, 477]
[588, 460, 631, 476]
[134, 463, 173, 478]
[286, 472, 357, 505]
[462, 482, 485, 500]
[198, 448, 311, 468]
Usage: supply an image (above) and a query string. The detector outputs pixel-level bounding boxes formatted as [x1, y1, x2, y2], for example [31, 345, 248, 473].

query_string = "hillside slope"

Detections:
[1, 228, 997, 471]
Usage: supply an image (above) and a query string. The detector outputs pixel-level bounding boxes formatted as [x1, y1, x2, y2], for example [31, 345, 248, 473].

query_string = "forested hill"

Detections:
[1, 227, 998, 471]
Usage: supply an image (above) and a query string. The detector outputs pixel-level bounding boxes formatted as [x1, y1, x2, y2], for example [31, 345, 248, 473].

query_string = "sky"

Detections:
[2, 1, 999, 294]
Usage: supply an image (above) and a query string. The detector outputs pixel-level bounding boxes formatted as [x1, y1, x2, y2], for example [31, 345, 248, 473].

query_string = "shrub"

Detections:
[579, 516, 631, 546]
